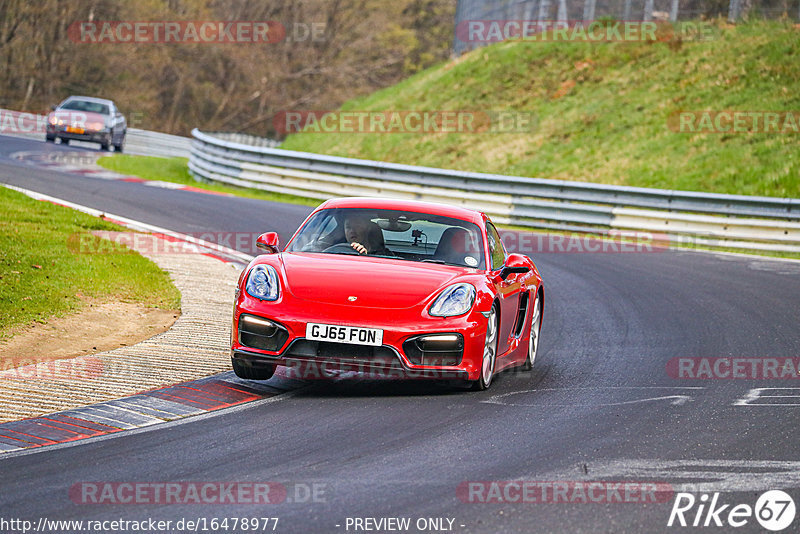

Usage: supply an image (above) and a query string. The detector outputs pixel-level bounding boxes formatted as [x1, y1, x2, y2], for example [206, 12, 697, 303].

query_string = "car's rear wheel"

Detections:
[472, 305, 498, 391]
[521, 290, 542, 371]
[231, 358, 276, 380]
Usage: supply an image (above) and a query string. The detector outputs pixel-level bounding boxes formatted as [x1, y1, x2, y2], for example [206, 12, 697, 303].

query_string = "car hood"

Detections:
[279, 252, 466, 309]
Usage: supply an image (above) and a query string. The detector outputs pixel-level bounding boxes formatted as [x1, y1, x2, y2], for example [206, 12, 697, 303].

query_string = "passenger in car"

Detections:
[434, 227, 478, 266]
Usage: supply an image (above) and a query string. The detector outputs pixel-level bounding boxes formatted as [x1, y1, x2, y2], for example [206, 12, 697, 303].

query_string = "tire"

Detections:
[521, 290, 542, 371]
[45, 134, 55, 143]
[471, 304, 499, 391]
[61, 138, 70, 145]
[100, 142, 110, 151]
[114, 134, 125, 153]
[232, 358, 276, 380]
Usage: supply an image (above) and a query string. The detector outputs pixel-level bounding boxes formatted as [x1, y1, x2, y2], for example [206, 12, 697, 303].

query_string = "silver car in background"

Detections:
[45, 96, 126, 152]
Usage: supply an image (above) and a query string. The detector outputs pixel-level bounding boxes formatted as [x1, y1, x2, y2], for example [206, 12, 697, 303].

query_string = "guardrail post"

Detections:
[669, 0, 679, 21]
[557, 0, 568, 22]
[538, 0, 551, 21]
[623, 0, 632, 20]
[728, 0, 741, 22]
[643, 0, 654, 21]
[583, 0, 596, 22]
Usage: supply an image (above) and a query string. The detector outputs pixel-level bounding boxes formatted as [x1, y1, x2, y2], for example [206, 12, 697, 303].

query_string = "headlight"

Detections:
[87, 121, 105, 131]
[48, 115, 58, 125]
[245, 265, 280, 301]
[429, 283, 476, 317]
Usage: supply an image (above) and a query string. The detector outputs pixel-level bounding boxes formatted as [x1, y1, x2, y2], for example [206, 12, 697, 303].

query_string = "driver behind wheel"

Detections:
[344, 214, 392, 256]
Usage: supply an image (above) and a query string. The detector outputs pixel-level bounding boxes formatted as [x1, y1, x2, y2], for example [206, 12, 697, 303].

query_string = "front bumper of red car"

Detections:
[231, 294, 489, 382]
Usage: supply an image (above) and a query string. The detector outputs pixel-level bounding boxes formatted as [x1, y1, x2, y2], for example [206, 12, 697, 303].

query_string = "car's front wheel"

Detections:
[114, 132, 125, 153]
[472, 304, 498, 391]
[231, 358, 276, 380]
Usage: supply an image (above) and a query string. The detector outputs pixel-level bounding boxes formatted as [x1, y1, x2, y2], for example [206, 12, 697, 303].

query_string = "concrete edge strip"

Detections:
[0, 372, 300, 457]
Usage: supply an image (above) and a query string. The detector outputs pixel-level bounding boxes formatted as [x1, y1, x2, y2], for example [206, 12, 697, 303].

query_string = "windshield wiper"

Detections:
[421, 259, 446, 264]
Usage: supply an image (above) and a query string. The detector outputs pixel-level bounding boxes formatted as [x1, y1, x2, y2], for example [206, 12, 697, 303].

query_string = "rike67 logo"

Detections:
[668, 490, 796, 531]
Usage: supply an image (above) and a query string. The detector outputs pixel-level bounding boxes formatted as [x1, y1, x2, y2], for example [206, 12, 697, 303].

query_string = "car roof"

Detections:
[317, 197, 487, 224]
[61, 96, 115, 106]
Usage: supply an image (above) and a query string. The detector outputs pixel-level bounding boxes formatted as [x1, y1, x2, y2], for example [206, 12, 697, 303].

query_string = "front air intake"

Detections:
[403, 333, 464, 366]
[238, 314, 289, 352]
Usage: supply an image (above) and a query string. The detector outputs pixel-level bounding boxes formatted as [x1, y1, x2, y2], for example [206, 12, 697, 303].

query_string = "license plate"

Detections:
[306, 323, 383, 347]
[66, 126, 84, 134]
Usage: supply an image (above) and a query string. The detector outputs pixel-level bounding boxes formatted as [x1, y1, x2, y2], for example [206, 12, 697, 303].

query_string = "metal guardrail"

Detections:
[124, 128, 191, 159]
[0, 109, 191, 159]
[188, 128, 800, 253]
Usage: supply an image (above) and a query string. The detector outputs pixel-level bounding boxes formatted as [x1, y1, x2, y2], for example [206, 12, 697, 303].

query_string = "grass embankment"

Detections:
[280, 20, 800, 198]
[96, 155, 318, 207]
[0, 186, 180, 339]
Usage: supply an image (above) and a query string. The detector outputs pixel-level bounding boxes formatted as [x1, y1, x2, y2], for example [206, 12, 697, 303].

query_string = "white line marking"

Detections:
[482, 386, 704, 407]
[734, 387, 800, 407]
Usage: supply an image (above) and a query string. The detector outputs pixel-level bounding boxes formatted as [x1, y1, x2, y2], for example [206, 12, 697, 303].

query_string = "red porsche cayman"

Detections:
[231, 197, 544, 390]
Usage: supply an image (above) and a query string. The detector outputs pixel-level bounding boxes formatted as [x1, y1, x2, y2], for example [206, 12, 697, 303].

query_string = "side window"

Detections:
[486, 223, 507, 270]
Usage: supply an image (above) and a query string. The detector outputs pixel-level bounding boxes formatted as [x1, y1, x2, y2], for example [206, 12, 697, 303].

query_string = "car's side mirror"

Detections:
[256, 232, 280, 254]
[499, 253, 530, 280]
[50, 104, 57, 111]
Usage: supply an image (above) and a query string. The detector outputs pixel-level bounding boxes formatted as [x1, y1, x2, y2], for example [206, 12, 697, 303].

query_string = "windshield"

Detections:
[60, 100, 110, 115]
[287, 207, 485, 269]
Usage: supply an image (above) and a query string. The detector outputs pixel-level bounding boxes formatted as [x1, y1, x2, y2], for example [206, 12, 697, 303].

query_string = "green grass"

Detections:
[96, 155, 319, 207]
[0, 186, 181, 338]
[280, 19, 800, 198]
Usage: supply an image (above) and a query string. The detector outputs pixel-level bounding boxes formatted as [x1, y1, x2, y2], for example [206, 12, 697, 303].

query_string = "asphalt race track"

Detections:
[1, 134, 800, 533]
